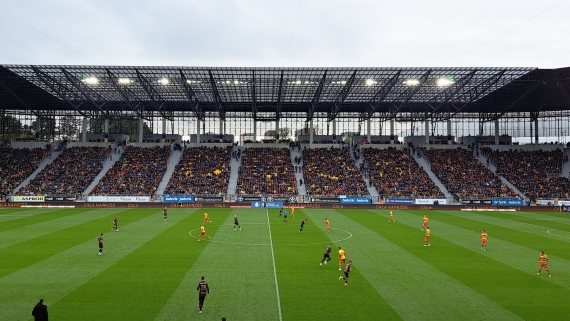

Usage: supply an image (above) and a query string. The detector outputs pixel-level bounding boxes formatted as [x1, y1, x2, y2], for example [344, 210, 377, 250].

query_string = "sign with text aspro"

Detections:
[88, 196, 151, 202]
[12, 196, 45, 202]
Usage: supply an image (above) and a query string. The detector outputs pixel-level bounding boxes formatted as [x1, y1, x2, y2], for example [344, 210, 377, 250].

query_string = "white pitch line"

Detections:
[266, 208, 283, 321]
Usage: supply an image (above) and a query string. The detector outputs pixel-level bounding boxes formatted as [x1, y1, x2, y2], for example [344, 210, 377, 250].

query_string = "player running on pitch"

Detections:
[320, 243, 332, 266]
[424, 227, 431, 247]
[480, 230, 488, 251]
[389, 210, 395, 222]
[324, 218, 331, 232]
[163, 207, 168, 221]
[197, 224, 212, 242]
[422, 215, 429, 231]
[234, 215, 241, 231]
[299, 219, 307, 233]
[283, 210, 288, 223]
[203, 211, 212, 223]
[338, 247, 346, 270]
[98, 233, 104, 255]
[339, 260, 353, 286]
[112, 216, 118, 231]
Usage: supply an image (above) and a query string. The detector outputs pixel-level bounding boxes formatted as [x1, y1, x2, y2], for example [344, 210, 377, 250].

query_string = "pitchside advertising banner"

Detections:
[163, 196, 195, 203]
[536, 199, 570, 206]
[87, 196, 151, 202]
[385, 198, 414, 204]
[12, 196, 45, 202]
[251, 201, 283, 208]
[309, 197, 340, 203]
[414, 199, 447, 205]
[460, 199, 492, 205]
[45, 196, 76, 202]
[491, 199, 524, 206]
[339, 198, 372, 204]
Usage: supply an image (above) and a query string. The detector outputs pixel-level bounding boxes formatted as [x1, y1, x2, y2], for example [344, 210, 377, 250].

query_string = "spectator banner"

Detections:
[12, 196, 45, 202]
[339, 198, 372, 204]
[385, 198, 414, 204]
[460, 199, 492, 205]
[309, 197, 340, 203]
[195, 196, 224, 202]
[45, 196, 76, 202]
[491, 199, 524, 206]
[415, 199, 448, 205]
[536, 199, 570, 206]
[238, 196, 290, 202]
[87, 196, 151, 202]
[163, 196, 195, 203]
[251, 201, 283, 208]
[563, 205, 570, 212]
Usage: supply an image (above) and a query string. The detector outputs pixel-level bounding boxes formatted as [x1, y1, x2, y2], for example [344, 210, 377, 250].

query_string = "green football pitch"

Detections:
[1, 207, 570, 321]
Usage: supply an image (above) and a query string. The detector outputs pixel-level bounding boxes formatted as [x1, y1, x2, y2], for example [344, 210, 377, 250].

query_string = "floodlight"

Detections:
[159, 78, 169, 85]
[436, 78, 455, 87]
[365, 79, 376, 86]
[83, 77, 99, 85]
[234, 80, 239, 85]
[404, 79, 420, 86]
[341, 80, 347, 85]
[295, 80, 301, 85]
[118, 78, 131, 85]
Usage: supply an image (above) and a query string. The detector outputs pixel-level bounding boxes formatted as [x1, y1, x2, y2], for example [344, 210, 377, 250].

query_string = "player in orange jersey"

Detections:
[480, 230, 488, 251]
[422, 215, 429, 231]
[424, 227, 431, 247]
[197, 224, 211, 242]
[537, 251, 551, 277]
[290, 207, 295, 218]
[324, 218, 331, 232]
[338, 247, 346, 270]
[203, 211, 212, 223]
[388, 210, 395, 222]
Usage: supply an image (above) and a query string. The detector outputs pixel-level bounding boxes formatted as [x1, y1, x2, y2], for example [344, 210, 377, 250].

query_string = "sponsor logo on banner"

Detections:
[163, 196, 195, 203]
[45, 196, 76, 202]
[339, 198, 371, 204]
[460, 199, 492, 205]
[536, 199, 570, 206]
[238, 196, 290, 202]
[12, 196, 45, 202]
[88, 196, 151, 202]
[309, 197, 340, 203]
[195, 196, 224, 202]
[491, 199, 524, 206]
[385, 198, 414, 204]
[251, 201, 283, 208]
[415, 199, 447, 205]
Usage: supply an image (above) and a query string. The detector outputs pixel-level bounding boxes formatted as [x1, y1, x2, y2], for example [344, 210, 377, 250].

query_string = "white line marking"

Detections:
[266, 208, 283, 321]
[546, 229, 570, 240]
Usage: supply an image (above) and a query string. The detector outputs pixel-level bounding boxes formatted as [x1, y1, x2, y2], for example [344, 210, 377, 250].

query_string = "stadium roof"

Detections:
[1, 65, 569, 121]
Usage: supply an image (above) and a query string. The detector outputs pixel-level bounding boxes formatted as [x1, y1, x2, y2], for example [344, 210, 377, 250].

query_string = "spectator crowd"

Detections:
[302, 146, 368, 196]
[19, 147, 111, 196]
[363, 147, 443, 198]
[165, 146, 231, 195]
[91, 146, 170, 195]
[236, 148, 296, 195]
[0, 148, 48, 197]
[422, 148, 519, 200]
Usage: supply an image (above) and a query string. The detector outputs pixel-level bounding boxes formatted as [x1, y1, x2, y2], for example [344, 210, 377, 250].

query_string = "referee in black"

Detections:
[197, 276, 210, 314]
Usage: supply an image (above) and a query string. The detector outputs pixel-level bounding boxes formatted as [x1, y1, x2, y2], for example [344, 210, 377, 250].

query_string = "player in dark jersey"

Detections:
[98, 233, 104, 255]
[279, 207, 283, 217]
[234, 215, 241, 230]
[112, 216, 118, 231]
[299, 219, 307, 233]
[163, 207, 168, 221]
[339, 260, 352, 286]
[320, 243, 332, 266]
[197, 276, 210, 314]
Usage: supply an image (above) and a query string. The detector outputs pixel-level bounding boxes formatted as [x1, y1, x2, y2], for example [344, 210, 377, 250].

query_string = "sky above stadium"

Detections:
[0, 0, 568, 68]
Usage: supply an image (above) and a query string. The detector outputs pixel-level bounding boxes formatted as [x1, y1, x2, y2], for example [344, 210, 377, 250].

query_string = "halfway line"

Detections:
[266, 208, 283, 321]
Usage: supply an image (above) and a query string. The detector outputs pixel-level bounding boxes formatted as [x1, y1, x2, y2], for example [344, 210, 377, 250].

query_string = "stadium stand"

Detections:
[0, 148, 48, 196]
[302, 147, 368, 196]
[482, 147, 568, 199]
[362, 147, 443, 198]
[165, 146, 232, 195]
[421, 147, 519, 199]
[236, 148, 296, 195]
[91, 145, 170, 195]
[18, 147, 111, 196]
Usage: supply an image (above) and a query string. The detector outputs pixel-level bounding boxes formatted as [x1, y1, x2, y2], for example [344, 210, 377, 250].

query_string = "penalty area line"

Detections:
[266, 208, 283, 321]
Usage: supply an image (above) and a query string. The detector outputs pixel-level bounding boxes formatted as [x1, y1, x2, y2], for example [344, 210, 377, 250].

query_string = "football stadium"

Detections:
[2, 2, 570, 321]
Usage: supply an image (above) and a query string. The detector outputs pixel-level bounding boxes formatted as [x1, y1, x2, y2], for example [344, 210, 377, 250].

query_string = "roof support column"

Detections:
[495, 119, 500, 145]
[447, 120, 452, 144]
[196, 118, 201, 143]
[367, 119, 371, 144]
[332, 119, 336, 137]
[139, 118, 144, 143]
[36, 116, 41, 140]
[535, 118, 539, 144]
[220, 119, 224, 135]
[104, 118, 109, 143]
[425, 119, 430, 145]
[390, 119, 395, 144]
[309, 119, 314, 148]
[275, 121, 279, 140]
[82, 118, 88, 142]
[253, 120, 257, 143]
[162, 118, 167, 135]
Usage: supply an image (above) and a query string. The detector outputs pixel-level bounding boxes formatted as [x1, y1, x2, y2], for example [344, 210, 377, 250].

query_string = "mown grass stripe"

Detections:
[317, 209, 524, 321]
[0, 208, 194, 321]
[371, 209, 570, 320]
[0, 208, 76, 230]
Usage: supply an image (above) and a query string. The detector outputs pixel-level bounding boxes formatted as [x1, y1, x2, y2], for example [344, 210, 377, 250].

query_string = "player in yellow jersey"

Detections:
[203, 211, 212, 223]
[537, 251, 551, 277]
[388, 210, 395, 222]
[424, 227, 431, 247]
[338, 247, 346, 270]
[480, 230, 488, 251]
[422, 215, 429, 231]
[324, 218, 331, 232]
[197, 223, 211, 242]
[290, 207, 295, 218]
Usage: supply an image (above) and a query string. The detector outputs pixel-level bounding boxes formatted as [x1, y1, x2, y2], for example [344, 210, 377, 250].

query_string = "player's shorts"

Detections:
[424, 236, 430, 241]
[540, 262, 548, 268]
[482, 240, 487, 244]
[234, 221, 239, 225]
[99, 243, 103, 249]
[323, 254, 331, 259]
[199, 232, 206, 236]
[339, 258, 346, 263]
[199, 295, 206, 302]
[326, 224, 330, 228]
[344, 272, 349, 278]
[423, 222, 428, 227]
